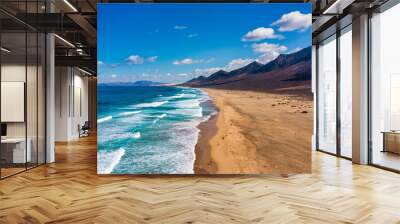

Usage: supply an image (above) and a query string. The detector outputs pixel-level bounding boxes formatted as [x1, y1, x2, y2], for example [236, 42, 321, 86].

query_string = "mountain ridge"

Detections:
[183, 46, 311, 90]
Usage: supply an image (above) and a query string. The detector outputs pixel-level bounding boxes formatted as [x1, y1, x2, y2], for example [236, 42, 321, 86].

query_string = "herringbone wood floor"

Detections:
[1, 136, 400, 224]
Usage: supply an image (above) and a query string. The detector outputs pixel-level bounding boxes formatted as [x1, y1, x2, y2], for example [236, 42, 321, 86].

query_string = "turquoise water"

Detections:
[97, 86, 216, 174]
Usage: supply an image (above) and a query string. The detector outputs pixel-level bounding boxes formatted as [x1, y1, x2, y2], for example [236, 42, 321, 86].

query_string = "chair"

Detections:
[79, 121, 90, 138]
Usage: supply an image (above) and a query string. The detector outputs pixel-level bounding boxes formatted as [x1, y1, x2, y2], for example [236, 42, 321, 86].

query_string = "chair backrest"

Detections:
[82, 121, 90, 129]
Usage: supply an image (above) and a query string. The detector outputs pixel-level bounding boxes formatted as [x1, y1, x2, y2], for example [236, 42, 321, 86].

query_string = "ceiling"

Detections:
[0, 0, 394, 74]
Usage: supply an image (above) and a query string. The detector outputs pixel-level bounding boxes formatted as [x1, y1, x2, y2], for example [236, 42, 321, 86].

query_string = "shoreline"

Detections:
[194, 112, 219, 174]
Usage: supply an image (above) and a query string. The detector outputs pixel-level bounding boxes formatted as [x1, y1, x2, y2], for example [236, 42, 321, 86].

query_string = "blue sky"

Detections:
[98, 3, 311, 84]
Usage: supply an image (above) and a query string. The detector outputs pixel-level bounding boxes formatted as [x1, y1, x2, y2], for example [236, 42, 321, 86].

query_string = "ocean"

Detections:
[97, 85, 216, 174]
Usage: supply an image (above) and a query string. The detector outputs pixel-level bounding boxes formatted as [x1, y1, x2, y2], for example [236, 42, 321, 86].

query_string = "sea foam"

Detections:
[98, 116, 112, 123]
[152, 114, 167, 124]
[162, 93, 184, 100]
[119, 111, 141, 116]
[172, 99, 200, 108]
[97, 148, 125, 174]
[157, 113, 167, 119]
[110, 132, 141, 140]
[135, 101, 167, 108]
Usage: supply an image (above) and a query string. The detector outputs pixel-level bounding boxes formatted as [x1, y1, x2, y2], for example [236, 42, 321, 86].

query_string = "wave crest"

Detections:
[97, 148, 125, 174]
[157, 113, 167, 119]
[135, 101, 167, 108]
[119, 111, 141, 116]
[98, 116, 112, 123]
[110, 132, 141, 140]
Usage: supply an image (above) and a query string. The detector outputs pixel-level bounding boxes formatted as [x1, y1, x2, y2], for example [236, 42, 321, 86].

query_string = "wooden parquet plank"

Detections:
[0, 135, 400, 223]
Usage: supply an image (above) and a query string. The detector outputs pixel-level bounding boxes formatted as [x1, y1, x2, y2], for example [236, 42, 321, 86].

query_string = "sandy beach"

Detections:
[194, 88, 313, 174]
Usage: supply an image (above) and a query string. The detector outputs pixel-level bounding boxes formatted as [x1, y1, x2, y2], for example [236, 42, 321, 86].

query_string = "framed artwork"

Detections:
[97, 3, 312, 174]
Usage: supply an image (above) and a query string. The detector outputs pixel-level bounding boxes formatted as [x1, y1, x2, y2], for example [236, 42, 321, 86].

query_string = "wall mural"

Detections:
[97, 3, 312, 174]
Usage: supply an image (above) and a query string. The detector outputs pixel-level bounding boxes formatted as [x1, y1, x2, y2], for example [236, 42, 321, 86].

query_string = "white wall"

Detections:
[312, 45, 317, 151]
[73, 73, 89, 137]
[55, 66, 70, 141]
[55, 67, 89, 141]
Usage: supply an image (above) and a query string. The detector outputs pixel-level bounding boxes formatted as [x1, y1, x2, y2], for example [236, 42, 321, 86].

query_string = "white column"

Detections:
[312, 45, 317, 150]
[46, 32, 55, 163]
[55, 67, 74, 141]
[352, 14, 369, 164]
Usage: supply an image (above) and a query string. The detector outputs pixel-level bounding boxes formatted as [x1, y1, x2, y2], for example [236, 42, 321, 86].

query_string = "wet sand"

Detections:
[194, 114, 218, 174]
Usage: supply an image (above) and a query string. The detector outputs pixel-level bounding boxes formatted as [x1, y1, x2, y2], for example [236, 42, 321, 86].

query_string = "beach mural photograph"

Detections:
[97, 3, 312, 174]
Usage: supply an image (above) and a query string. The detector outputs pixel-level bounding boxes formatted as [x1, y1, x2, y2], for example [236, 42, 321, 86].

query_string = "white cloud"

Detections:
[172, 57, 214, 65]
[256, 52, 280, 64]
[147, 56, 158, 62]
[173, 58, 193, 65]
[188, 33, 198, 38]
[142, 73, 149, 77]
[225, 58, 253, 71]
[272, 11, 311, 32]
[288, 47, 302, 54]
[193, 67, 222, 76]
[242, 27, 281, 42]
[98, 61, 103, 65]
[111, 74, 117, 78]
[173, 58, 203, 65]
[252, 42, 287, 64]
[126, 55, 144, 64]
[177, 73, 188, 77]
[174, 25, 188, 30]
[190, 58, 253, 77]
[252, 42, 288, 54]
[192, 58, 254, 76]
